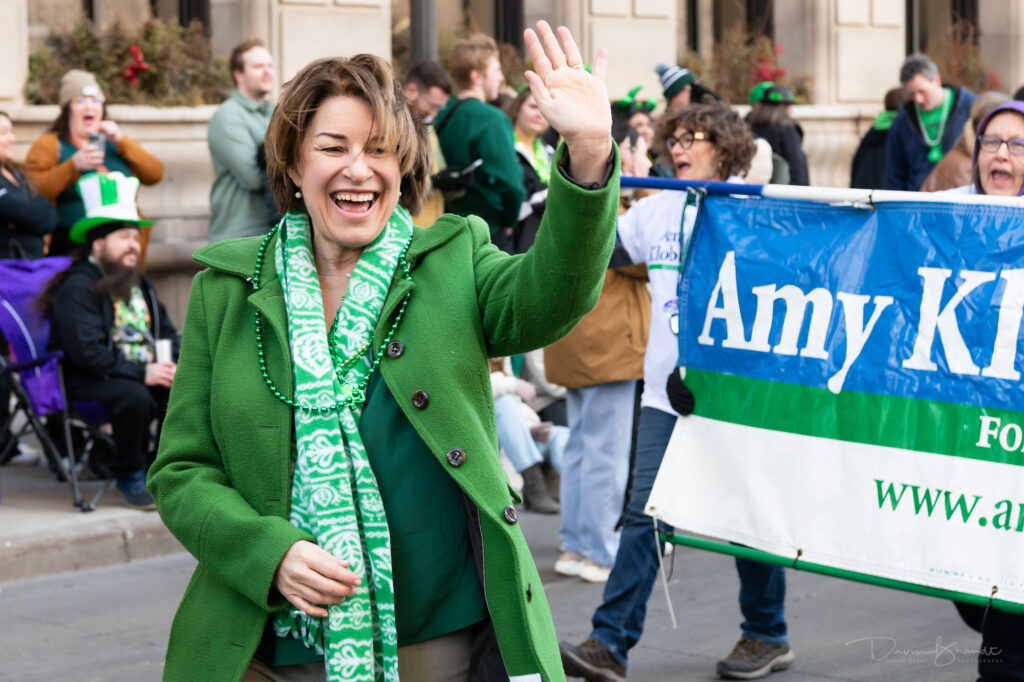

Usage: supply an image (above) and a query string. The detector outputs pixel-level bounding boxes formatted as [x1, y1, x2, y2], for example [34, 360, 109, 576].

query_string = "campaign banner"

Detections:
[646, 194, 1024, 606]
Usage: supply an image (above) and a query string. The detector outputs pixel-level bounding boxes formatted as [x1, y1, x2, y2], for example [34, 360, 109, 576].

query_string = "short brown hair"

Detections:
[404, 60, 452, 96]
[230, 38, 265, 83]
[655, 103, 756, 179]
[264, 54, 430, 216]
[448, 34, 498, 92]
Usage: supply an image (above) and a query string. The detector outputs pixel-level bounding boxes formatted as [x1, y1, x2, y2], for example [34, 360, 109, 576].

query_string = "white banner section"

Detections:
[646, 416, 1024, 605]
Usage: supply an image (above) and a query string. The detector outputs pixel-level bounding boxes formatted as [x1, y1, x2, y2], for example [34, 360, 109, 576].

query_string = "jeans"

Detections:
[590, 407, 787, 666]
[558, 381, 635, 567]
[494, 393, 567, 474]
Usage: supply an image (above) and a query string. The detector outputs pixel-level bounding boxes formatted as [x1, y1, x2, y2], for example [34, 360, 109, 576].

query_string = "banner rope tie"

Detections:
[793, 548, 803, 569]
[981, 585, 998, 634]
[652, 514, 678, 629]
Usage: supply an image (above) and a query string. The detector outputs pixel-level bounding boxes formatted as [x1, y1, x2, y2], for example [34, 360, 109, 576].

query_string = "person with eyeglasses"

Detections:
[940, 100, 1024, 197]
[936, 99, 1024, 682]
[561, 102, 798, 682]
[25, 70, 163, 255]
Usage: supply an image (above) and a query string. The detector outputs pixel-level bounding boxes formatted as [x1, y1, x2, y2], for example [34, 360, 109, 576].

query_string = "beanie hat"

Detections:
[655, 63, 698, 102]
[70, 172, 152, 243]
[59, 70, 103, 108]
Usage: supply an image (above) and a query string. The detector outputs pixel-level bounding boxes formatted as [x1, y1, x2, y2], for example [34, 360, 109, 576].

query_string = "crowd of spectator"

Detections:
[1, 30, 1022, 682]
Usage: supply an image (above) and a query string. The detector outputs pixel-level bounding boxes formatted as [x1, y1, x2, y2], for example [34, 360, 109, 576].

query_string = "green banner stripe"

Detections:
[688, 369, 1024, 467]
[648, 263, 682, 271]
[664, 533, 1024, 613]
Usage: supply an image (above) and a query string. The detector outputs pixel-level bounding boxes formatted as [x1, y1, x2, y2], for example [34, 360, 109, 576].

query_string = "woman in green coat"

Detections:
[148, 22, 618, 682]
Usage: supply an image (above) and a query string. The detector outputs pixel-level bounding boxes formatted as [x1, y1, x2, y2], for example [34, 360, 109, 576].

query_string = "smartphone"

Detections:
[88, 132, 106, 149]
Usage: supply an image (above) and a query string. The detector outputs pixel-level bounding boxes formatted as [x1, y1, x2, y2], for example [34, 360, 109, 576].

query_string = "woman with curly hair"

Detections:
[560, 103, 796, 682]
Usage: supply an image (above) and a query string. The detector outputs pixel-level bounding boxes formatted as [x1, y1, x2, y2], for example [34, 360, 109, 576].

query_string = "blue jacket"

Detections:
[884, 86, 976, 191]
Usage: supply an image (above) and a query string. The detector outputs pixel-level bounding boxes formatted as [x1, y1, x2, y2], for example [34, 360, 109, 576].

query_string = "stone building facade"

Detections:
[4, 0, 1024, 323]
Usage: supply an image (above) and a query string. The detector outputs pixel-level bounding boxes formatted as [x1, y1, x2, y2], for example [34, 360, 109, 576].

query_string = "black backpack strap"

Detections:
[435, 98, 472, 137]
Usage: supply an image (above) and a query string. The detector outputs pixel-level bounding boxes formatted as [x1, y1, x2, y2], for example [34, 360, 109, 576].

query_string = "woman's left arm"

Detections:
[116, 137, 164, 185]
[474, 23, 619, 356]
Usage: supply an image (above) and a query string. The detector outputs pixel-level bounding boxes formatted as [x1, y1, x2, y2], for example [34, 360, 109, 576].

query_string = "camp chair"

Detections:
[0, 257, 115, 512]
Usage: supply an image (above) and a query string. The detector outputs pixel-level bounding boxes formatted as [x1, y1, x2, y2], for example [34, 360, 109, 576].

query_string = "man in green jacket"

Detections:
[435, 34, 526, 252]
[207, 38, 275, 241]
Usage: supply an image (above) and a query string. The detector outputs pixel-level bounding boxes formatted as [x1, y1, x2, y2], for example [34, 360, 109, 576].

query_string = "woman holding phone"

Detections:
[25, 70, 162, 255]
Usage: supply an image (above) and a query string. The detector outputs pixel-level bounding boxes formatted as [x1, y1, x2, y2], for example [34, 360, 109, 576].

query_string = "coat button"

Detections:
[446, 448, 466, 467]
[386, 341, 404, 358]
[411, 390, 429, 410]
[526, 584, 533, 602]
[503, 505, 518, 524]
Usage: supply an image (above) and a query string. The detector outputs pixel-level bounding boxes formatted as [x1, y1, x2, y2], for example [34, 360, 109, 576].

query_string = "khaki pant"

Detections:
[242, 627, 473, 682]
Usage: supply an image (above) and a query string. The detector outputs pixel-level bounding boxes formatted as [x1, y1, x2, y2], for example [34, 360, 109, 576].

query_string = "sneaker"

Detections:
[579, 559, 611, 584]
[555, 550, 586, 577]
[560, 639, 626, 682]
[716, 637, 794, 680]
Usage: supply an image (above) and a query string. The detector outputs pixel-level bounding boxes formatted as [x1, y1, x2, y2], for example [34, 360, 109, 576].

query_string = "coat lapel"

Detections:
[377, 215, 462, 338]
[245, 239, 293, 400]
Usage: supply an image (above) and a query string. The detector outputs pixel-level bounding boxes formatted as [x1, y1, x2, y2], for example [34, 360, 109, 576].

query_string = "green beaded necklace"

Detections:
[250, 224, 413, 413]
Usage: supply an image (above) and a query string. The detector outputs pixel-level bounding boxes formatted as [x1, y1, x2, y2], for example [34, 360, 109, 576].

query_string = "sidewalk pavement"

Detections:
[0, 455, 182, 582]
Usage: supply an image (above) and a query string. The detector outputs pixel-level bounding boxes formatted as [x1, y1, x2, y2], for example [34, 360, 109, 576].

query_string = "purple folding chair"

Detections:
[0, 257, 115, 511]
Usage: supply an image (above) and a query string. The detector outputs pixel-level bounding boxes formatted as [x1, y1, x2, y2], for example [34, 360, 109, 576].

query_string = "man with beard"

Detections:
[44, 172, 178, 509]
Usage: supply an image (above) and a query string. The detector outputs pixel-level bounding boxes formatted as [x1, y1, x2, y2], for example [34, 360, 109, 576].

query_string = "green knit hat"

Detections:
[70, 172, 152, 243]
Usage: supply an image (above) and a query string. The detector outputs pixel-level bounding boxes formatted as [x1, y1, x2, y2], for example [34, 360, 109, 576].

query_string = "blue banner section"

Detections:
[679, 195, 1024, 411]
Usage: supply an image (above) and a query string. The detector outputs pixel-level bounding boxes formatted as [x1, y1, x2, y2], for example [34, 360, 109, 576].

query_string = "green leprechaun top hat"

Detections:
[70, 172, 153, 243]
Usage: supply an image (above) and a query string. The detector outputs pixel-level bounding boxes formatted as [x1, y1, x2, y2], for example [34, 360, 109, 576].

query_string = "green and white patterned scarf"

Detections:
[272, 207, 412, 682]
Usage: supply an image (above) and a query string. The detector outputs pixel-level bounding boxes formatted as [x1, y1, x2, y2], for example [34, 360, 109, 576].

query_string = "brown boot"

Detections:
[522, 463, 560, 514]
[543, 462, 560, 502]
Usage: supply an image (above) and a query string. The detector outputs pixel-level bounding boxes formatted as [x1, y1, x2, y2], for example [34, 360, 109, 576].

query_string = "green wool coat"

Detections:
[148, 148, 619, 682]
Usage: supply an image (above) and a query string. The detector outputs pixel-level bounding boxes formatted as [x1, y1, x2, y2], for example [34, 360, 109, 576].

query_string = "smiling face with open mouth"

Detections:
[288, 95, 402, 262]
[68, 95, 104, 142]
[669, 126, 721, 182]
[977, 111, 1024, 196]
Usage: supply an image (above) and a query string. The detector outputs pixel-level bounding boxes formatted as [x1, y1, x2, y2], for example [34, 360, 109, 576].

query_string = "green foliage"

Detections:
[25, 18, 231, 106]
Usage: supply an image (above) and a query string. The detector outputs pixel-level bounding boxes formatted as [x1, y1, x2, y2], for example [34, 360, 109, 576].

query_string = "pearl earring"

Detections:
[295, 190, 302, 198]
